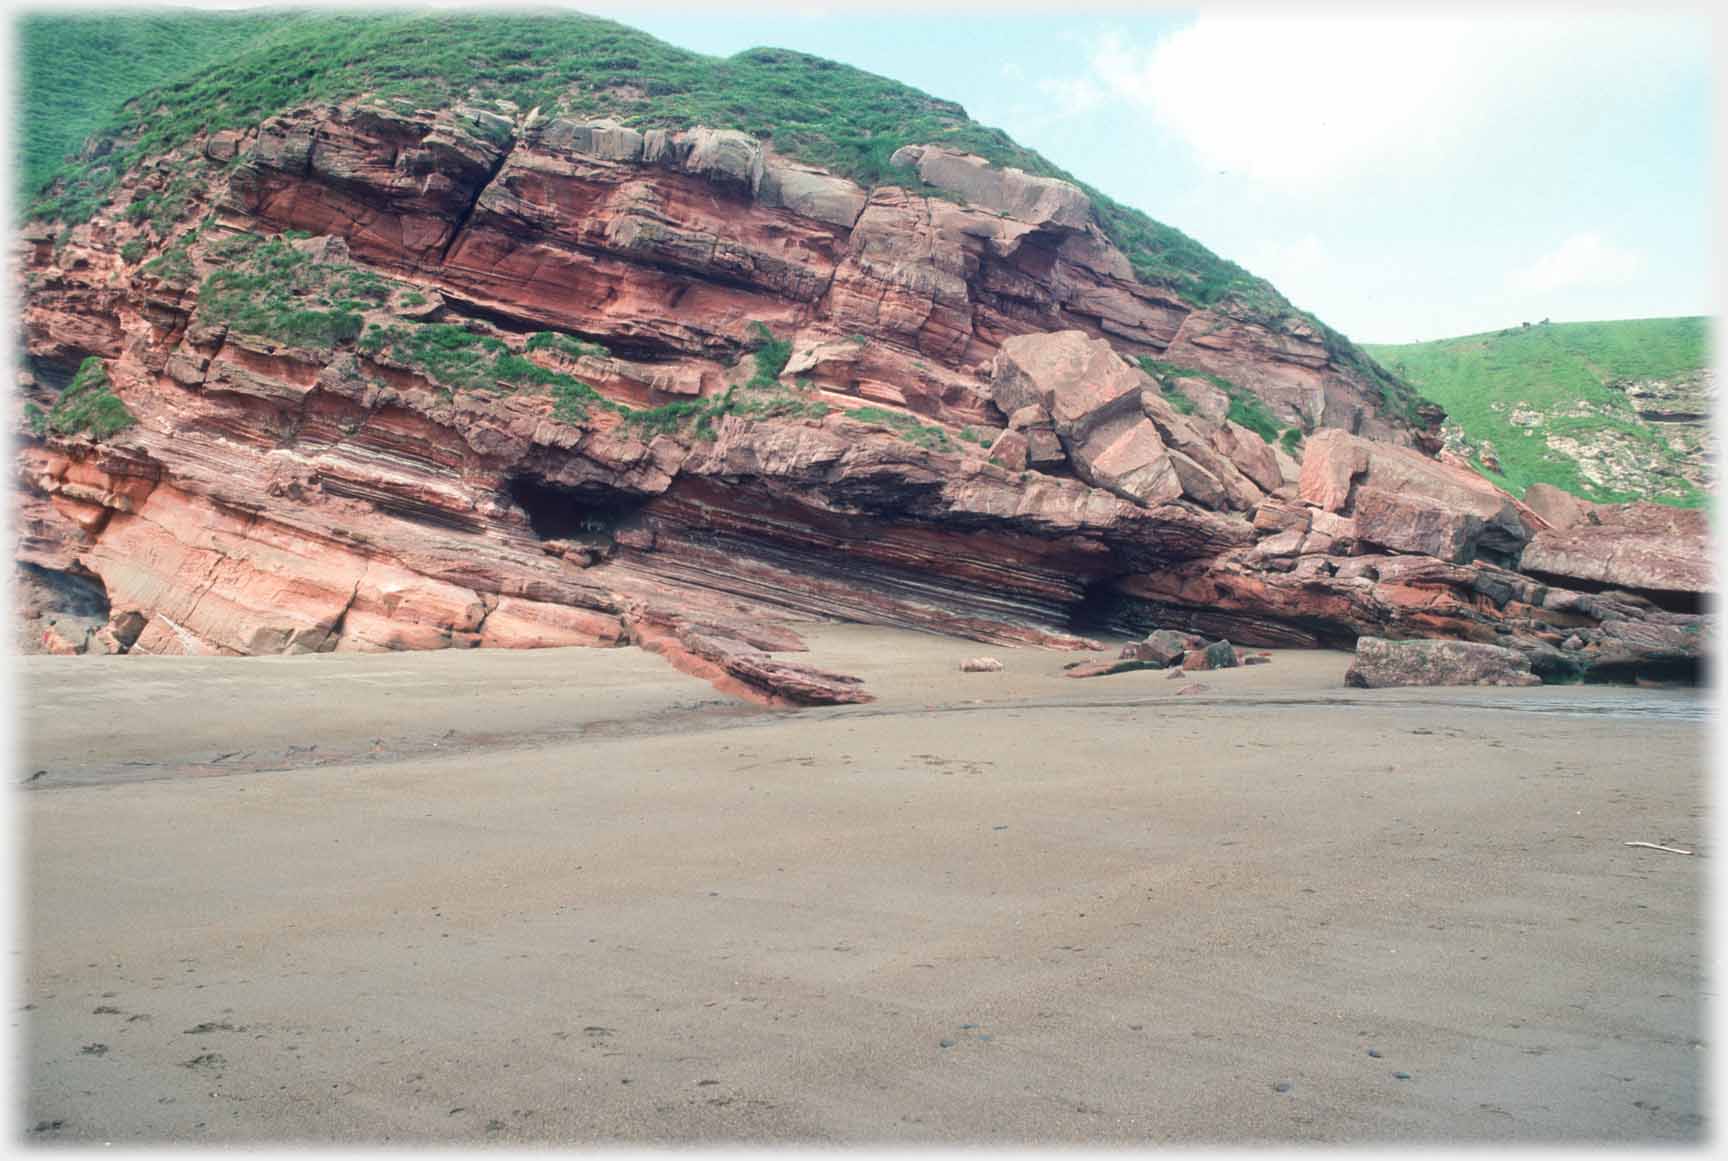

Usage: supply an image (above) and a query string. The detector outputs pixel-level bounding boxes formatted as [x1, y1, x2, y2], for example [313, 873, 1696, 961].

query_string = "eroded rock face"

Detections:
[991, 331, 1185, 506]
[15, 100, 1711, 695]
[1518, 497, 1710, 601]
[1298, 429, 1539, 564]
[1345, 636, 1541, 688]
[889, 144, 1092, 230]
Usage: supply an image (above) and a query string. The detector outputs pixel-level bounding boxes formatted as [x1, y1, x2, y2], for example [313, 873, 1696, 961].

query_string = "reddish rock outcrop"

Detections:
[1297, 429, 1540, 564]
[1518, 495, 1710, 601]
[14, 99, 1710, 695]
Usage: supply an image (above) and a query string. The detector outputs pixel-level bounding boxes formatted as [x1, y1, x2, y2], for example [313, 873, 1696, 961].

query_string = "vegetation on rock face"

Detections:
[616, 323, 828, 440]
[31, 357, 136, 440]
[743, 323, 793, 388]
[357, 320, 614, 417]
[1365, 318, 1710, 506]
[21, 10, 1437, 444]
[142, 241, 197, 286]
[845, 406, 955, 451]
[196, 237, 383, 350]
[1137, 358, 1288, 444]
[523, 331, 609, 362]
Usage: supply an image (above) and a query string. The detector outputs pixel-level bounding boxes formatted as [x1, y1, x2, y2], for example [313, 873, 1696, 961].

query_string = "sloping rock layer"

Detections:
[15, 100, 1710, 696]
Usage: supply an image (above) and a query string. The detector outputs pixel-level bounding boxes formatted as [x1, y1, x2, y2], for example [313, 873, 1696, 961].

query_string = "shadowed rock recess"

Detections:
[16, 99, 1711, 699]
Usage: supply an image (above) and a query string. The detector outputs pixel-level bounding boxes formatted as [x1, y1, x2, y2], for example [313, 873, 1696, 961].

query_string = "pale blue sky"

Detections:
[574, 3, 1715, 344]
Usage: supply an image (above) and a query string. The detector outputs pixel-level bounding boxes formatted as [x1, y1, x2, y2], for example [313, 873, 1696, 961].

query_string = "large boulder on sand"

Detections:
[1182, 639, 1240, 671]
[1120, 628, 1203, 666]
[1345, 637, 1541, 688]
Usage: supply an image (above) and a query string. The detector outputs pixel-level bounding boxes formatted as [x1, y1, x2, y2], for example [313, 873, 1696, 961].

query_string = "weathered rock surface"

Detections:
[1182, 639, 1240, 672]
[1298, 429, 1539, 564]
[1345, 636, 1541, 688]
[1120, 628, 1202, 667]
[1518, 497, 1709, 601]
[14, 98, 1710, 695]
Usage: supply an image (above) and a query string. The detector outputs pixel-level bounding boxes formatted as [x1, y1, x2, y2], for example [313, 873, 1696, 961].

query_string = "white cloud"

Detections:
[1504, 233, 1646, 296]
[1035, 74, 1105, 118]
[1050, 11, 1699, 193]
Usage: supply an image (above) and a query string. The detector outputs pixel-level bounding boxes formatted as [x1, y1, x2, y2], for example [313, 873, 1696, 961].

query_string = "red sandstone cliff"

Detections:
[15, 101, 1710, 697]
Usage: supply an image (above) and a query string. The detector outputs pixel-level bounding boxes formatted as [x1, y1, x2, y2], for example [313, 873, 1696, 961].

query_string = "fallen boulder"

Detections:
[1519, 502, 1710, 599]
[1119, 628, 1203, 666]
[1299, 429, 1537, 563]
[991, 331, 1184, 506]
[1345, 637, 1541, 688]
[1182, 639, 1240, 671]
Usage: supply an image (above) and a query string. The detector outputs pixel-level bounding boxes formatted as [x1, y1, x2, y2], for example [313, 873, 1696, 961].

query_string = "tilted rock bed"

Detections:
[16, 102, 1710, 700]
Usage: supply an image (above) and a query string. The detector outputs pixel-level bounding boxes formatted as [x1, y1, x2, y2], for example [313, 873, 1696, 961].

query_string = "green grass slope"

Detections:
[15, 7, 1406, 409]
[1366, 318, 1711, 507]
[15, 10, 296, 198]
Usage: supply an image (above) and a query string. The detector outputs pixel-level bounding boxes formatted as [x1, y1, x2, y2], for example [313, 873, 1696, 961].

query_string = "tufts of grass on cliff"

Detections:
[1137, 358, 1297, 445]
[27, 357, 136, 440]
[1365, 317, 1710, 506]
[843, 406, 955, 451]
[196, 236, 381, 350]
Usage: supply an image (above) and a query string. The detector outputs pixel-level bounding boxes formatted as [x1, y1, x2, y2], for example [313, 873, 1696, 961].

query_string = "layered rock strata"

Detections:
[16, 100, 1711, 695]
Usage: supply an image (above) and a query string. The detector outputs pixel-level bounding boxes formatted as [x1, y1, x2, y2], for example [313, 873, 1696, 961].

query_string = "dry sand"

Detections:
[14, 626, 1708, 1143]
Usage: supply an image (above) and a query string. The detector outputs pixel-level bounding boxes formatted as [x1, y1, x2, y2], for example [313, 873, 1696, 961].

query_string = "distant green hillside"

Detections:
[15, 10, 293, 197]
[15, 9, 1416, 420]
[1366, 318, 1712, 507]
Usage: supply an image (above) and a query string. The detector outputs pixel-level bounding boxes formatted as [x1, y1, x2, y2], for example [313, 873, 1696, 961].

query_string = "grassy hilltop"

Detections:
[1366, 318, 1712, 507]
[18, 10, 1266, 303]
[16, 7, 1414, 414]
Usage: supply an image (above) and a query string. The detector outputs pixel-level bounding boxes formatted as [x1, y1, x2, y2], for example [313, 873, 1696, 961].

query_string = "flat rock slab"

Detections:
[1346, 636, 1541, 688]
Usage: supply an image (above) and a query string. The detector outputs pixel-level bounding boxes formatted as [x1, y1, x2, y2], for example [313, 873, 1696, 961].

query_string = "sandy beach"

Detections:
[15, 627, 1707, 1143]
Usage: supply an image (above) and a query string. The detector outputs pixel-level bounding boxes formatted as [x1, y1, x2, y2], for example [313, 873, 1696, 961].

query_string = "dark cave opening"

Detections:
[1521, 569, 1707, 616]
[27, 357, 80, 391]
[1066, 575, 1142, 639]
[18, 561, 111, 620]
[1578, 653, 1705, 686]
[506, 475, 651, 541]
